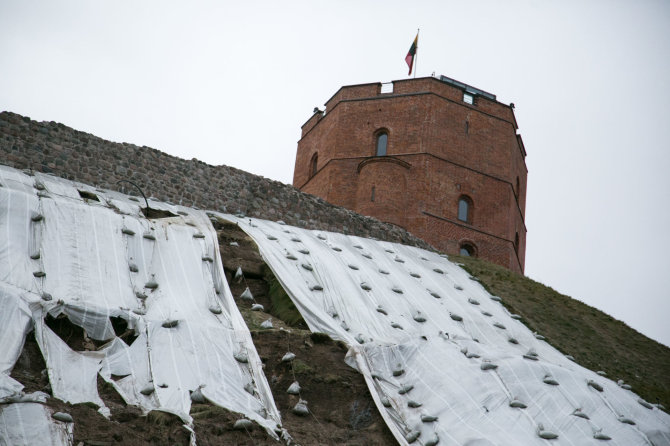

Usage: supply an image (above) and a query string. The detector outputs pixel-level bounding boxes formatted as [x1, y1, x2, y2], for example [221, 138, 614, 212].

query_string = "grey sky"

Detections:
[2, 0, 669, 346]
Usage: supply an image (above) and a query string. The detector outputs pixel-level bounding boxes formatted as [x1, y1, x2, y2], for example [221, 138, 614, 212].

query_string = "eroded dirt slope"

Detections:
[216, 218, 396, 446]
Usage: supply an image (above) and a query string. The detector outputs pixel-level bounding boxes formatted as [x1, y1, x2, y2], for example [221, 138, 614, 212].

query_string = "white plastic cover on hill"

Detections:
[0, 166, 282, 445]
[224, 214, 670, 446]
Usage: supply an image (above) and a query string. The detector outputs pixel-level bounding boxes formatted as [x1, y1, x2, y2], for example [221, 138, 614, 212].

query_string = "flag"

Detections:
[405, 33, 418, 75]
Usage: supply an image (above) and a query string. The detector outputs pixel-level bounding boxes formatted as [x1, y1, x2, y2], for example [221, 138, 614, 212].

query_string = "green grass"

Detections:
[310, 332, 333, 344]
[146, 410, 183, 426]
[238, 307, 264, 331]
[292, 359, 314, 375]
[322, 374, 340, 384]
[74, 401, 100, 410]
[265, 272, 306, 328]
[453, 254, 670, 410]
[190, 404, 229, 420]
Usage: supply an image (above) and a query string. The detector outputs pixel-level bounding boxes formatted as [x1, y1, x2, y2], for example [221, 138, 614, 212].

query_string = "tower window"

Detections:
[371, 186, 375, 202]
[310, 153, 318, 178]
[457, 195, 472, 223]
[375, 132, 388, 156]
[459, 242, 476, 257]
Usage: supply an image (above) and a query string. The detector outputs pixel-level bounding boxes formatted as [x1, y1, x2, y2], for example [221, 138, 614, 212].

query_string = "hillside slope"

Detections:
[455, 256, 670, 411]
[226, 214, 669, 445]
[6, 205, 668, 445]
[2, 112, 669, 444]
[220, 217, 670, 443]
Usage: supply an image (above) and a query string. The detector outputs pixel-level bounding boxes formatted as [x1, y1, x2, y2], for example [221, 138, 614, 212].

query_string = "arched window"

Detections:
[457, 195, 473, 223]
[459, 242, 476, 257]
[375, 131, 388, 156]
[310, 153, 318, 178]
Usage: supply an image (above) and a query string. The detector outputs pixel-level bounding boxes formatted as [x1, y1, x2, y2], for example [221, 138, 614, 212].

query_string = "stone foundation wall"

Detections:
[0, 111, 432, 250]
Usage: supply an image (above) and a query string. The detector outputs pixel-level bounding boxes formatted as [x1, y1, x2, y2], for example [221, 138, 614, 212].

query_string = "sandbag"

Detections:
[287, 381, 300, 395]
[52, 412, 73, 423]
[292, 400, 309, 416]
[234, 419, 254, 430]
[240, 287, 254, 301]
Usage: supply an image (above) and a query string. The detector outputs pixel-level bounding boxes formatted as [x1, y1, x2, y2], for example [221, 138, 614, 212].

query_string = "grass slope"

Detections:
[453, 255, 670, 411]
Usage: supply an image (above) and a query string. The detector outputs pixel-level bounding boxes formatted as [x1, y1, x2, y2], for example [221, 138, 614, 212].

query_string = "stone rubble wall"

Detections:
[0, 111, 432, 250]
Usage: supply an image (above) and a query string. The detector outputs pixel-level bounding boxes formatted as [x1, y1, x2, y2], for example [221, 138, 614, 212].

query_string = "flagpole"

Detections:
[414, 28, 419, 78]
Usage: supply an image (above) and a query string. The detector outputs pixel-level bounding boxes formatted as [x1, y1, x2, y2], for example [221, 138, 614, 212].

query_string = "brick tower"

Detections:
[293, 76, 527, 273]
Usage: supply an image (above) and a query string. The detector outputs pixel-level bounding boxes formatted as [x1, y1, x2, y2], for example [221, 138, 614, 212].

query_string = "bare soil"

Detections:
[211, 217, 396, 445]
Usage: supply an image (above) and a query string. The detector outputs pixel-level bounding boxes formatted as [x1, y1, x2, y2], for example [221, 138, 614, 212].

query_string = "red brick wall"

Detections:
[324, 83, 382, 116]
[355, 158, 409, 229]
[294, 77, 528, 273]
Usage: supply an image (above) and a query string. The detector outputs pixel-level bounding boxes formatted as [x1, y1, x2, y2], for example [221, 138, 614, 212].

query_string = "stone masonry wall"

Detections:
[0, 111, 432, 250]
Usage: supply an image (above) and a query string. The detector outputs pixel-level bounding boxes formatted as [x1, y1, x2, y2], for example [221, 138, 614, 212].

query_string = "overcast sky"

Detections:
[2, 1, 669, 347]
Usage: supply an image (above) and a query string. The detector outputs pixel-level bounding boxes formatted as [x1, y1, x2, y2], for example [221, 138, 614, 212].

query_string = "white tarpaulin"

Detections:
[0, 402, 72, 446]
[0, 166, 283, 445]
[224, 214, 670, 446]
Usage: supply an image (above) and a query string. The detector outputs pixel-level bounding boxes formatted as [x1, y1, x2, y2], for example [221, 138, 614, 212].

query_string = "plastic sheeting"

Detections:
[225, 214, 670, 446]
[0, 166, 282, 444]
[0, 402, 72, 446]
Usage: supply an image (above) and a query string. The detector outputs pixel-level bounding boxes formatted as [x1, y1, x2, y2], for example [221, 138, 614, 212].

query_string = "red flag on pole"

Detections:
[405, 33, 418, 75]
